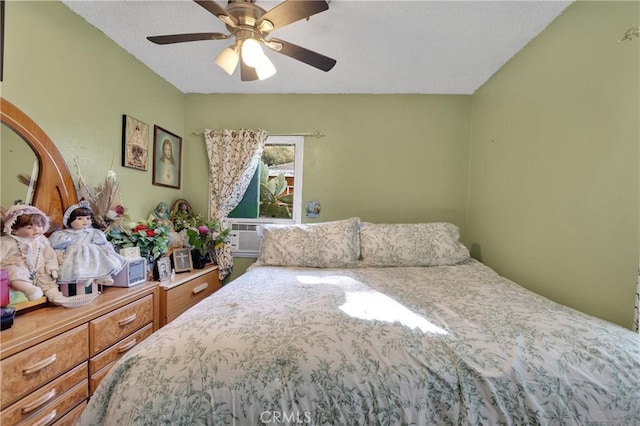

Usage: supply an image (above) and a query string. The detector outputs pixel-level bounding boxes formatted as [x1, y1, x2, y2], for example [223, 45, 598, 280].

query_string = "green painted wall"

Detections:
[466, 0, 640, 328]
[183, 94, 472, 280]
[1, 1, 185, 221]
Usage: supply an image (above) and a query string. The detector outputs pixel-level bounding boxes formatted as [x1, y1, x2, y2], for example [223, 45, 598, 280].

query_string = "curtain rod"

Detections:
[190, 130, 325, 138]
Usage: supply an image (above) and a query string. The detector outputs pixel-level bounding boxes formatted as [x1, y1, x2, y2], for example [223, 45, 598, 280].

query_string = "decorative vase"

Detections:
[191, 250, 207, 269]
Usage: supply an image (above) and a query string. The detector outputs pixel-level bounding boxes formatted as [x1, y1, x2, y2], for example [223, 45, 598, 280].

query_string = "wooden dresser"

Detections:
[0, 281, 159, 425]
[159, 264, 221, 327]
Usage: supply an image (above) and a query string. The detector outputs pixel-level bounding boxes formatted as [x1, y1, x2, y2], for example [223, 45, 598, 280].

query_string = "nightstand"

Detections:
[158, 264, 221, 327]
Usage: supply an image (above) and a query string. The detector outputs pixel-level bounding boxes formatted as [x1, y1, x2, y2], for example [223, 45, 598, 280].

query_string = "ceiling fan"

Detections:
[147, 0, 336, 81]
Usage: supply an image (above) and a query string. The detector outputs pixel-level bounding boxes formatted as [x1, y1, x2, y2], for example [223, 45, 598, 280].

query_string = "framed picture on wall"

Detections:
[172, 248, 192, 273]
[122, 115, 149, 171]
[152, 125, 182, 189]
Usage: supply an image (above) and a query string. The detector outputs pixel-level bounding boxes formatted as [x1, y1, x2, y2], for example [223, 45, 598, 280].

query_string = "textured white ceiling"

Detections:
[61, 0, 572, 94]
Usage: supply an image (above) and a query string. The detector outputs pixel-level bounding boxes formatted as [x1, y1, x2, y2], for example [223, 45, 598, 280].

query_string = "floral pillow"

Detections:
[359, 222, 470, 267]
[256, 217, 361, 268]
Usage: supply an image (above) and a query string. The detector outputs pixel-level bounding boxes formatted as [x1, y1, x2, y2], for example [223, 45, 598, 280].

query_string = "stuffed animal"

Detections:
[0, 204, 65, 303]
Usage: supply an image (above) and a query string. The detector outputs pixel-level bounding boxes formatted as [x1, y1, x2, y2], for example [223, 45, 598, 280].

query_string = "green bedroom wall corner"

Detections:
[467, 0, 640, 328]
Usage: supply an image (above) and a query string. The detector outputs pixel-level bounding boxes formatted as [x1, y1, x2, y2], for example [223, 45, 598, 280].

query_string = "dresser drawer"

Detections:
[1, 325, 88, 409]
[89, 295, 153, 355]
[89, 323, 154, 377]
[1, 363, 88, 426]
[164, 270, 220, 324]
[53, 400, 86, 426]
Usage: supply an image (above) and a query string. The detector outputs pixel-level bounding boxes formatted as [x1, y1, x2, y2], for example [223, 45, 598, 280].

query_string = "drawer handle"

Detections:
[193, 283, 208, 294]
[118, 314, 137, 327]
[31, 409, 57, 426]
[22, 354, 57, 375]
[117, 338, 137, 354]
[21, 389, 56, 414]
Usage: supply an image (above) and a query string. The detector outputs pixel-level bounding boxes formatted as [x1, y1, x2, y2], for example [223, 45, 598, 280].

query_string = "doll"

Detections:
[0, 204, 65, 302]
[49, 200, 127, 287]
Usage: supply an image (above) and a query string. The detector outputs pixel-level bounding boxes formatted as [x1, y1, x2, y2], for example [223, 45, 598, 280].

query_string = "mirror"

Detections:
[1, 122, 39, 206]
[0, 98, 78, 232]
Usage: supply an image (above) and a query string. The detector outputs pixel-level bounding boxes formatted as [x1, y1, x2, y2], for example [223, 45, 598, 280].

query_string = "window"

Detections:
[227, 136, 304, 256]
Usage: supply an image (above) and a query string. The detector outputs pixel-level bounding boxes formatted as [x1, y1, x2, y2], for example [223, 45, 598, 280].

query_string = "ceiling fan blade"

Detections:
[267, 38, 336, 72]
[147, 33, 228, 45]
[241, 62, 259, 81]
[257, 0, 329, 31]
[194, 0, 238, 27]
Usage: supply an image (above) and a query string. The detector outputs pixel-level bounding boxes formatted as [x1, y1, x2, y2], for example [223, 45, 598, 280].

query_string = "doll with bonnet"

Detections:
[0, 204, 65, 302]
[49, 201, 127, 288]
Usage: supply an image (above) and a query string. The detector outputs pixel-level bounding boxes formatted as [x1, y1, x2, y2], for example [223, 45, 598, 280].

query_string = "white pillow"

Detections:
[359, 222, 470, 267]
[256, 217, 361, 267]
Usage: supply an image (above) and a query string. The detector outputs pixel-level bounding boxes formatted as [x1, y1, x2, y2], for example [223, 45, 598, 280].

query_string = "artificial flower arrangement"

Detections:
[186, 220, 230, 258]
[170, 207, 230, 258]
[170, 207, 201, 233]
[74, 161, 127, 231]
[106, 221, 171, 260]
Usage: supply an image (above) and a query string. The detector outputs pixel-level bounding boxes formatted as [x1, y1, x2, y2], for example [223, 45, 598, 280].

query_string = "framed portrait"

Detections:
[156, 256, 172, 282]
[122, 115, 149, 171]
[153, 125, 182, 189]
[172, 248, 192, 273]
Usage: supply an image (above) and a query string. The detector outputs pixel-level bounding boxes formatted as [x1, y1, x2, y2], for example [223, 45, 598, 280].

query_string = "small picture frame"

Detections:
[172, 248, 192, 273]
[156, 256, 172, 282]
[122, 115, 149, 171]
[119, 246, 141, 258]
[152, 125, 182, 189]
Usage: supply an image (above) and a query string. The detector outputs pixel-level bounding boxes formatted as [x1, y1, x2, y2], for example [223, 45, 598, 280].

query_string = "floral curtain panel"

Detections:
[204, 129, 268, 280]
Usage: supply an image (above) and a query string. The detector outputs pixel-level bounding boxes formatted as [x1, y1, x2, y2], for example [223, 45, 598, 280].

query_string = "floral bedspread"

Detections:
[80, 260, 640, 425]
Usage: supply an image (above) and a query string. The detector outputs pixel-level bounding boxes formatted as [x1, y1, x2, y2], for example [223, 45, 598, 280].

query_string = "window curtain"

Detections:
[204, 129, 268, 280]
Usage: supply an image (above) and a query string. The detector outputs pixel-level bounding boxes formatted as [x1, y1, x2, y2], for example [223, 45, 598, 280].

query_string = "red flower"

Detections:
[133, 224, 147, 232]
[114, 205, 125, 215]
[145, 229, 155, 237]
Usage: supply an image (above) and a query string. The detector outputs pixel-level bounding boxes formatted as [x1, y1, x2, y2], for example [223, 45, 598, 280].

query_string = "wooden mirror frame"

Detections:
[1, 98, 78, 232]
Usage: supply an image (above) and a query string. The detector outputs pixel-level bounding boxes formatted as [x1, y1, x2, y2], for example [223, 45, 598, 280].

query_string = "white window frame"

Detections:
[257, 135, 304, 224]
[227, 136, 304, 257]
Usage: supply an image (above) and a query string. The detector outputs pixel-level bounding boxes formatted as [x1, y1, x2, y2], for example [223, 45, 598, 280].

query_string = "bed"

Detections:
[79, 218, 640, 425]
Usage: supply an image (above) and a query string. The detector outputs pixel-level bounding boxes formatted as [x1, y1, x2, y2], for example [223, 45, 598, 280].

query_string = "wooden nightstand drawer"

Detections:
[162, 268, 221, 325]
[0, 325, 88, 409]
[1, 363, 88, 426]
[89, 295, 153, 355]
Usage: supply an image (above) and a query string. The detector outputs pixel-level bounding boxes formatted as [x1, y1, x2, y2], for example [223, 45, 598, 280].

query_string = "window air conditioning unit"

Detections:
[228, 222, 264, 257]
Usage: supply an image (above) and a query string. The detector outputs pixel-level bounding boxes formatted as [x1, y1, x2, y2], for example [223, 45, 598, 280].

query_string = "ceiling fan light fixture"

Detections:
[218, 14, 237, 28]
[255, 55, 277, 80]
[241, 38, 265, 67]
[215, 45, 239, 75]
[258, 20, 274, 33]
